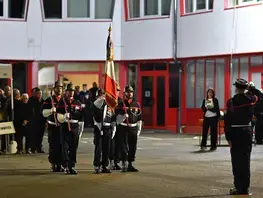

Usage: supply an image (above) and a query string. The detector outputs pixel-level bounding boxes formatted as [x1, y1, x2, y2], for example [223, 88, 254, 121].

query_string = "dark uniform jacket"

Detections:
[224, 93, 256, 142]
[116, 98, 142, 125]
[27, 97, 46, 125]
[56, 97, 83, 128]
[42, 95, 61, 126]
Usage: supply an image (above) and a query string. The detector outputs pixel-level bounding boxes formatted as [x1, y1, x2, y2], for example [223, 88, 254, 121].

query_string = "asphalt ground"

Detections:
[0, 132, 262, 198]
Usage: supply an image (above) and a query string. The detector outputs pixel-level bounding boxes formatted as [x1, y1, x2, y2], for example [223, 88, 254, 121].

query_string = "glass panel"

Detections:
[161, 0, 171, 15]
[240, 57, 248, 81]
[157, 76, 165, 126]
[58, 63, 99, 72]
[196, 0, 206, 10]
[186, 60, 195, 108]
[13, 63, 27, 93]
[114, 63, 120, 85]
[142, 76, 153, 126]
[67, 0, 90, 18]
[43, 0, 62, 19]
[169, 63, 179, 108]
[144, 0, 158, 15]
[205, 60, 214, 90]
[185, 0, 193, 13]
[251, 73, 261, 89]
[140, 63, 154, 71]
[196, 60, 204, 108]
[215, 59, 225, 108]
[129, 0, 140, 18]
[251, 56, 263, 67]
[231, 58, 239, 96]
[8, 0, 26, 18]
[128, 64, 137, 100]
[208, 0, 213, 9]
[154, 63, 167, 70]
[38, 63, 55, 99]
[229, 0, 238, 6]
[95, 0, 114, 19]
[0, 0, 3, 16]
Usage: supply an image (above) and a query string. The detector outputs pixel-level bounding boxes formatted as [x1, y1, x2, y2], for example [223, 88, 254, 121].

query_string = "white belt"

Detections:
[103, 122, 111, 126]
[47, 120, 60, 126]
[65, 119, 78, 123]
[232, 125, 251, 128]
[120, 123, 137, 127]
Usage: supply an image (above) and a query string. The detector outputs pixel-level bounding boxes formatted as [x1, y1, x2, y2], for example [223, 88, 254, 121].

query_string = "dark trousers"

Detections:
[109, 127, 121, 163]
[15, 126, 23, 151]
[119, 125, 138, 163]
[255, 115, 263, 143]
[93, 126, 112, 167]
[201, 116, 218, 148]
[29, 122, 45, 152]
[1, 135, 6, 151]
[230, 127, 252, 192]
[61, 123, 79, 169]
[48, 124, 62, 165]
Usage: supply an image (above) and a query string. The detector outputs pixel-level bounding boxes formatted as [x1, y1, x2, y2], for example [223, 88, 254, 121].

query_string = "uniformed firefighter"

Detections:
[93, 88, 116, 174]
[224, 78, 257, 195]
[247, 81, 263, 144]
[116, 85, 142, 172]
[56, 83, 83, 175]
[109, 84, 122, 170]
[42, 81, 64, 172]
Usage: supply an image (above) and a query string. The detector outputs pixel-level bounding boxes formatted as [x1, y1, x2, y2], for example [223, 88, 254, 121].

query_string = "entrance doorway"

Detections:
[138, 71, 167, 127]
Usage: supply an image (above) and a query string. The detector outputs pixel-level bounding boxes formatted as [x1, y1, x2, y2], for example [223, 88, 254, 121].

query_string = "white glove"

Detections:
[51, 107, 56, 112]
[65, 113, 70, 119]
[137, 130, 141, 137]
[81, 104, 86, 108]
[124, 114, 129, 119]
[85, 94, 89, 99]
[112, 126, 116, 139]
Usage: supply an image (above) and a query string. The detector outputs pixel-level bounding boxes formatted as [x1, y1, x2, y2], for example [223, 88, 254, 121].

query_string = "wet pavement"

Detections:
[0, 132, 262, 198]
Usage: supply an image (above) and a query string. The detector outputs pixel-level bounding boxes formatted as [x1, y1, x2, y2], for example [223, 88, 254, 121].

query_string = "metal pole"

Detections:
[178, 66, 182, 134]
[10, 77, 14, 140]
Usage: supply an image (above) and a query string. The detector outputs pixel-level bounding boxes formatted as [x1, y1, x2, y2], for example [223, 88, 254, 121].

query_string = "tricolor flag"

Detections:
[104, 25, 118, 109]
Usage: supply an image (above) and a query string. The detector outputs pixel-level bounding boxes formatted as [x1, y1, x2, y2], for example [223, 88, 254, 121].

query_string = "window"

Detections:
[43, 0, 62, 19]
[43, 0, 115, 20]
[128, 64, 138, 100]
[128, 0, 171, 19]
[186, 59, 225, 108]
[68, 0, 90, 18]
[251, 56, 263, 66]
[0, 0, 3, 17]
[228, 0, 262, 7]
[169, 63, 180, 108]
[184, 0, 213, 14]
[0, 0, 28, 19]
[230, 57, 249, 96]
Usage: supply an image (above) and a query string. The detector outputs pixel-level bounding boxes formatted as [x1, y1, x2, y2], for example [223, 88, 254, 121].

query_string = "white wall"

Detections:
[0, 0, 175, 61]
[177, 1, 263, 58]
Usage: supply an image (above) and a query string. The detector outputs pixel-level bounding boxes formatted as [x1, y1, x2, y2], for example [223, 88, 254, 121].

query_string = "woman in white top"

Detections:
[200, 88, 220, 151]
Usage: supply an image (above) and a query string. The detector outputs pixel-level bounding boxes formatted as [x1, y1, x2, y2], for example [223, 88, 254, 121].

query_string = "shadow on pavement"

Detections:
[173, 194, 229, 198]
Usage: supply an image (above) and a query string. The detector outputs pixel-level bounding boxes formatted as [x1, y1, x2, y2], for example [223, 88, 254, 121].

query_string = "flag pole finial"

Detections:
[108, 24, 112, 33]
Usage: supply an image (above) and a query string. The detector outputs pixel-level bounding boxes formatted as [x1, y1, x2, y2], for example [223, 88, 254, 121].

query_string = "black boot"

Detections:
[69, 167, 78, 175]
[101, 167, 111, 173]
[229, 188, 251, 195]
[64, 167, 70, 175]
[55, 164, 64, 172]
[114, 162, 121, 170]
[127, 162, 138, 172]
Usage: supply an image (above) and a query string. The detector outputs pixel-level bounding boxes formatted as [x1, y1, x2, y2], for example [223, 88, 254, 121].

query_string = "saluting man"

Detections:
[116, 85, 142, 172]
[56, 83, 83, 175]
[224, 78, 257, 195]
[42, 81, 64, 172]
[93, 88, 116, 174]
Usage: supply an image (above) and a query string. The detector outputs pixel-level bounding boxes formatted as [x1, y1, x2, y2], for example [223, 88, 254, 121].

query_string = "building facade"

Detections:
[0, 0, 177, 130]
[177, 0, 263, 133]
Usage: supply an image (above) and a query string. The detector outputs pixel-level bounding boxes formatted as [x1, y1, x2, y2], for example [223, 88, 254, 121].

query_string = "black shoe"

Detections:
[69, 168, 78, 175]
[50, 164, 56, 172]
[94, 167, 100, 174]
[114, 164, 121, 170]
[210, 147, 217, 151]
[229, 188, 251, 195]
[37, 149, 45, 153]
[55, 165, 64, 172]
[101, 167, 111, 173]
[64, 168, 70, 175]
[127, 164, 139, 172]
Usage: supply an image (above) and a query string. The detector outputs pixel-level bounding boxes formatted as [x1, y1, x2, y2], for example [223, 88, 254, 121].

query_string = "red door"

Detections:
[138, 71, 168, 128]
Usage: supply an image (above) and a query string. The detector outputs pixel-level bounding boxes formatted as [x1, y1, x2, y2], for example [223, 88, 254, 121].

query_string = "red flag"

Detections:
[104, 25, 117, 109]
